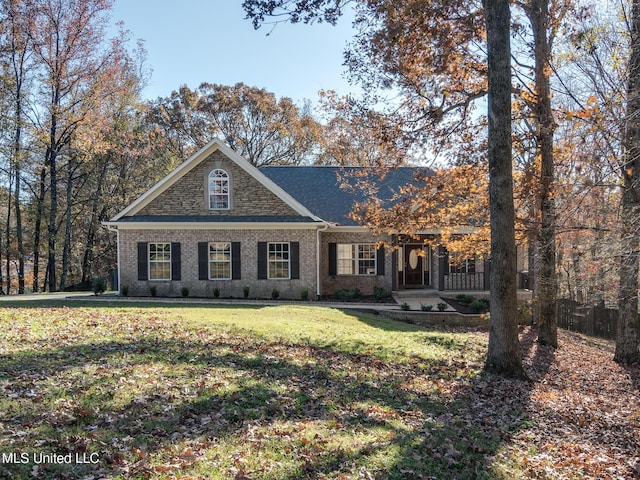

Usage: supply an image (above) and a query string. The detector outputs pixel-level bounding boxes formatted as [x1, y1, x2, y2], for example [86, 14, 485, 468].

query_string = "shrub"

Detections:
[335, 288, 361, 301]
[401, 302, 411, 311]
[456, 294, 476, 305]
[437, 302, 448, 312]
[213, 288, 220, 298]
[301, 288, 309, 301]
[373, 286, 389, 302]
[91, 276, 106, 295]
[271, 289, 280, 300]
[243, 286, 250, 299]
[149, 285, 157, 297]
[121, 285, 129, 297]
[181, 287, 189, 298]
[469, 299, 489, 313]
[420, 303, 433, 311]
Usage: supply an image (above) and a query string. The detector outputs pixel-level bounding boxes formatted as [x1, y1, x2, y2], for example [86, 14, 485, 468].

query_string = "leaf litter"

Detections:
[0, 306, 638, 479]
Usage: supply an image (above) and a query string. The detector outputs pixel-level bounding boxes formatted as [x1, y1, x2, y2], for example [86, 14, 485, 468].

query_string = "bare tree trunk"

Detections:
[32, 166, 46, 293]
[59, 159, 73, 292]
[526, 0, 558, 348]
[5, 172, 13, 294]
[615, 0, 640, 363]
[0, 186, 5, 295]
[14, 166, 24, 294]
[46, 125, 59, 293]
[483, 0, 527, 378]
[82, 157, 109, 283]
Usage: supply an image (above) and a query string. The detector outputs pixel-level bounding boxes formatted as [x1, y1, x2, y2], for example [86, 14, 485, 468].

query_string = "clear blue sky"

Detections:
[111, 1, 358, 103]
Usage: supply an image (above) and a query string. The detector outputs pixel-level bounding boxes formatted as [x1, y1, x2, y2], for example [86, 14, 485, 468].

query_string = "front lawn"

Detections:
[0, 302, 638, 479]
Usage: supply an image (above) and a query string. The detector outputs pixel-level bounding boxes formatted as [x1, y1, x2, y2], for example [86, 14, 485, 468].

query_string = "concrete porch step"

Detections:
[394, 289, 440, 298]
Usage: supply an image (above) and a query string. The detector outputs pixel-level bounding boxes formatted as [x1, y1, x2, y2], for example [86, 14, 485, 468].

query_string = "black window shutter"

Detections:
[257, 242, 267, 279]
[137, 242, 148, 280]
[290, 242, 300, 279]
[198, 242, 208, 280]
[328, 243, 337, 276]
[231, 242, 241, 280]
[171, 243, 181, 280]
[376, 245, 385, 276]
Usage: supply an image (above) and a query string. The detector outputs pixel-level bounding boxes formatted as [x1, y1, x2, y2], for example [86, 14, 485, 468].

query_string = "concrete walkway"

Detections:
[0, 290, 531, 314]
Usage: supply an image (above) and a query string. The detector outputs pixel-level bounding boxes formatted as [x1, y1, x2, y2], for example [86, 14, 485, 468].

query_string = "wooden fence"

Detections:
[556, 299, 618, 340]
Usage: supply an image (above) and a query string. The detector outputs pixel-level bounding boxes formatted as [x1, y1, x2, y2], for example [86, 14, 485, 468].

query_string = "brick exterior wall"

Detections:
[120, 228, 318, 299]
[320, 231, 394, 297]
[137, 151, 299, 217]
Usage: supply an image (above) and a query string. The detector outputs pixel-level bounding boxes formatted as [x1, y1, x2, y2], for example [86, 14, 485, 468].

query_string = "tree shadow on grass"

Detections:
[1, 321, 561, 480]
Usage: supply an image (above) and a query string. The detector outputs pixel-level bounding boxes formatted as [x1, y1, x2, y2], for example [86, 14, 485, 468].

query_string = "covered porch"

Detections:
[392, 237, 491, 292]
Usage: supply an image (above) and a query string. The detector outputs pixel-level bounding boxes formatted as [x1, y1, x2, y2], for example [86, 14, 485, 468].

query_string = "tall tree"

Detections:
[518, 0, 559, 347]
[0, 0, 31, 294]
[615, 0, 640, 363]
[147, 82, 324, 166]
[26, 0, 128, 291]
[483, 0, 527, 377]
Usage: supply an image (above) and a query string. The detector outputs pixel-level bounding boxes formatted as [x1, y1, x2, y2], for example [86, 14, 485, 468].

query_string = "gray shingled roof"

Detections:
[261, 166, 432, 226]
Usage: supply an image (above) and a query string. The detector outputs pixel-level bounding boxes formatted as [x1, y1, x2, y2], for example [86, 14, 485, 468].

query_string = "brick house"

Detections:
[105, 139, 525, 299]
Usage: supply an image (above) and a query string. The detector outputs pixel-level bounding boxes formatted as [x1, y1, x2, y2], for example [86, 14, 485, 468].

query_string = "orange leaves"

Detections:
[564, 96, 603, 123]
[347, 162, 492, 258]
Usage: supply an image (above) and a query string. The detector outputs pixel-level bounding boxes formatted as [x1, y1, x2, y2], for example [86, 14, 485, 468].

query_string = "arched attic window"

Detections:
[209, 169, 230, 210]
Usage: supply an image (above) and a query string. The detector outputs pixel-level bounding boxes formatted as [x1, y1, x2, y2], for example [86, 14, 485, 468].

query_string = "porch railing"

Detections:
[442, 272, 485, 290]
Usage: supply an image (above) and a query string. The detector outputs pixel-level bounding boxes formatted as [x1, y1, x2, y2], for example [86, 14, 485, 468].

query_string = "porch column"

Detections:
[483, 258, 491, 290]
[391, 239, 398, 291]
[438, 245, 447, 290]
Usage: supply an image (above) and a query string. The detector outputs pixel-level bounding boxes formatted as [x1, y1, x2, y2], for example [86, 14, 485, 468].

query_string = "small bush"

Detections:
[243, 286, 250, 299]
[301, 288, 309, 301]
[455, 294, 476, 305]
[121, 285, 129, 297]
[271, 289, 280, 300]
[420, 303, 433, 312]
[335, 288, 361, 301]
[181, 287, 189, 298]
[213, 288, 220, 298]
[149, 285, 157, 297]
[437, 302, 448, 312]
[469, 299, 489, 313]
[401, 302, 411, 311]
[373, 286, 389, 302]
[91, 276, 106, 295]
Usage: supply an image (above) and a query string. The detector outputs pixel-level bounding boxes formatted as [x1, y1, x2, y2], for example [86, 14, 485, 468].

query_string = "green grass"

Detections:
[0, 302, 520, 479]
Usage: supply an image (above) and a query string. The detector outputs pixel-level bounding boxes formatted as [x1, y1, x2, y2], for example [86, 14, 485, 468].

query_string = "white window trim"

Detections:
[268, 242, 291, 280]
[337, 243, 377, 276]
[148, 242, 171, 281]
[208, 168, 230, 210]
[208, 242, 232, 280]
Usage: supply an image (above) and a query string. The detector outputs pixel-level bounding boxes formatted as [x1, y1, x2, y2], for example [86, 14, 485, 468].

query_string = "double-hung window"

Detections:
[209, 242, 232, 279]
[337, 244, 376, 275]
[268, 242, 290, 279]
[149, 242, 171, 280]
[208, 169, 229, 210]
[449, 257, 476, 274]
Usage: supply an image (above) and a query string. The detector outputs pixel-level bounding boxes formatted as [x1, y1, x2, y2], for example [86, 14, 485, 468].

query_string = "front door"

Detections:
[403, 245, 424, 287]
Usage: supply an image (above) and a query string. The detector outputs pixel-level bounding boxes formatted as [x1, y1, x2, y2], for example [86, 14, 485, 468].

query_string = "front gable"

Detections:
[111, 140, 320, 222]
